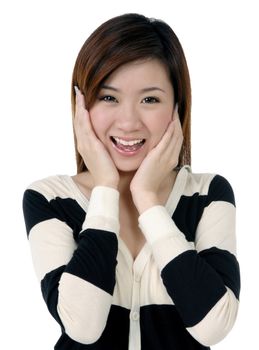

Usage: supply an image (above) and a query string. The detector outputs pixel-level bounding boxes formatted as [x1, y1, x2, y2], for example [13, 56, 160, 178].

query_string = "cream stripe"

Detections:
[29, 219, 77, 281]
[27, 175, 78, 202]
[139, 206, 194, 270]
[195, 201, 236, 256]
[57, 272, 112, 345]
[187, 287, 239, 346]
[151, 234, 195, 271]
[182, 172, 215, 197]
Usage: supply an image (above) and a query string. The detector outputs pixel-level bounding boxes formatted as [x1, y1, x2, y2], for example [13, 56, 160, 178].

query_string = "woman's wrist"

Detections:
[82, 185, 120, 233]
[132, 191, 161, 215]
[93, 181, 118, 190]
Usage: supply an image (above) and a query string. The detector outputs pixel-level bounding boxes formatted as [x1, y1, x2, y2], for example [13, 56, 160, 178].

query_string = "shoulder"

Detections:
[183, 166, 235, 206]
[22, 174, 84, 236]
[24, 174, 76, 202]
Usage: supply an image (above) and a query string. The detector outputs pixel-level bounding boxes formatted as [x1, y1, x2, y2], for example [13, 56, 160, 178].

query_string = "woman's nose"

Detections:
[115, 103, 143, 132]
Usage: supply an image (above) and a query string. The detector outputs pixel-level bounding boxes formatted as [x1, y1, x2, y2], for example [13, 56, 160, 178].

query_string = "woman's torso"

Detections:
[71, 171, 177, 260]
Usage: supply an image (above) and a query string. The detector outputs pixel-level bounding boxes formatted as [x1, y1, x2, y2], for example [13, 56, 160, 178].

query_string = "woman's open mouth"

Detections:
[110, 136, 146, 155]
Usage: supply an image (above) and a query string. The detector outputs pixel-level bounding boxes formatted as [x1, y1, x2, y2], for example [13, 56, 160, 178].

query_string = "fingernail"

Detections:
[74, 85, 79, 94]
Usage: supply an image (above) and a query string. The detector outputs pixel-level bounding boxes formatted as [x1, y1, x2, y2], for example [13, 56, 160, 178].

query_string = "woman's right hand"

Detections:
[74, 87, 120, 189]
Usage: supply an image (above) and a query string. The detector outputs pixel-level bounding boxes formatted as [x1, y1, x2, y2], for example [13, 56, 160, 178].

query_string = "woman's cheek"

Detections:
[150, 112, 171, 137]
[89, 109, 107, 140]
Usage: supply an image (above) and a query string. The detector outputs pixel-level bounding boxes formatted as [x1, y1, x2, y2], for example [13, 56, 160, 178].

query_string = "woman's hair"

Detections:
[71, 13, 191, 173]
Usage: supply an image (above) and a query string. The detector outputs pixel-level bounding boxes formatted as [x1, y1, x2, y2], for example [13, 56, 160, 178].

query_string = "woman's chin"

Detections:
[113, 159, 141, 173]
[116, 164, 139, 173]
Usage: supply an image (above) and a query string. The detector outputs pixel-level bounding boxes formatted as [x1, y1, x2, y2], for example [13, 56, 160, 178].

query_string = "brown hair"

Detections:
[71, 13, 191, 173]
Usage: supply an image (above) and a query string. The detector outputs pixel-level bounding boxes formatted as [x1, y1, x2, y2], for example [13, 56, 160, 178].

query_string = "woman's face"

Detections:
[89, 59, 175, 172]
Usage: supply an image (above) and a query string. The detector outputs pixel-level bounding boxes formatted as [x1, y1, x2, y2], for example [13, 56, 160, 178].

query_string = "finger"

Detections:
[74, 87, 90, 126]
[170, 134, 184, 168]
[162, 118, 177, 143]
[160, 118, 183, 160]
[165, 118, 183, 152]
[172, 103, 179, 121]
[165, 122, 184, 165]
[74, 86, 88, 117]
[153, 120, 175, 153]
[147, 112, 179, 156]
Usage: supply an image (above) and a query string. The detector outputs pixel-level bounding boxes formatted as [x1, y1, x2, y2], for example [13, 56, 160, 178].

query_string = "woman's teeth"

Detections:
[112, 137, 145, 146]
[111, 136, 145, 153]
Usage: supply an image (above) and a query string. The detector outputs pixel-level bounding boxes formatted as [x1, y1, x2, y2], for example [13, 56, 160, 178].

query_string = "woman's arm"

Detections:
[138, 175, 240, 346]
[23, 184, 119, 345]
[22, 86, 121, 345]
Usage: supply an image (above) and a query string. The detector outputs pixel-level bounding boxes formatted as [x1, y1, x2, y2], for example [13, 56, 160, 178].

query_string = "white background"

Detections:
[1, 0, 258, 348]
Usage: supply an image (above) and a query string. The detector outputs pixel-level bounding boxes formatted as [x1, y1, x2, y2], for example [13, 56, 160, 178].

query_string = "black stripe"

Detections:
[206, 175, 236, 207]
[65, 229, 118, 295]
[173, 193, 207, 242]
[53, 304, 209, 349]
[41, 265, 66, 328]
[23, 189, 86, 241]
[140, 304, 210, 349]
[199, 247, 240, 300]
[23, 189, 59, 235]
[161, 250, 227, 327]
[172, 175, 235, 243]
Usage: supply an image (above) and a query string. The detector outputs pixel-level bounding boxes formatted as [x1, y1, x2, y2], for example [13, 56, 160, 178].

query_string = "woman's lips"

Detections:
[110, 136, 146, 156]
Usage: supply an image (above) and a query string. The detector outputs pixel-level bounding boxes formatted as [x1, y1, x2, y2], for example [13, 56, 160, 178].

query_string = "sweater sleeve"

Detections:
[138, 175, 240, 347]
[23, 185, 119, 345]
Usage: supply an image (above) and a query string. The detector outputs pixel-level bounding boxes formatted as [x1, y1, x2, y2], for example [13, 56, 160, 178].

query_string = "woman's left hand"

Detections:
[130, 106, 183, 214]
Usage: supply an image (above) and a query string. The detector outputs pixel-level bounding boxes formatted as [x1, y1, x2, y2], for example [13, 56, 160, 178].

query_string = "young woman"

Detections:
[23, 13, 240, 350]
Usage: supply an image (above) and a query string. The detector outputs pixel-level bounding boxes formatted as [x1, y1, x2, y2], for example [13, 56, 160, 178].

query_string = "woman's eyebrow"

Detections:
[101, 84, 119, 92]
[140, 87, 166, 93]
[101, 84, 166, 93]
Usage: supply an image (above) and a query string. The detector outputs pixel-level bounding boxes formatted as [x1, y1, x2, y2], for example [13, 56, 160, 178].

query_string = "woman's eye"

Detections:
[142, 96, 159, 104]
[99, 95, 118, 103]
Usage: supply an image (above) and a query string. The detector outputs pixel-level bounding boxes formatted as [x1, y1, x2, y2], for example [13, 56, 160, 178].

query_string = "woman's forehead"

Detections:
[102, 59, 172, 89]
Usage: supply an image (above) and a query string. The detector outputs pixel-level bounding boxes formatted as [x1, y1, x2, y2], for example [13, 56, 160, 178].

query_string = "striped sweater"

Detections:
[22, 165, 240, 350]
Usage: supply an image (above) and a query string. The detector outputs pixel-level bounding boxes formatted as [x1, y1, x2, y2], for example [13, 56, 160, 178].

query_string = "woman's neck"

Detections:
[77, 168, 177, 204]
[117, 169, 177, 205]
[117, 170, 136, 195]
